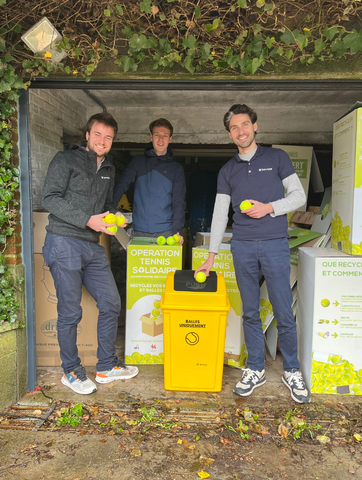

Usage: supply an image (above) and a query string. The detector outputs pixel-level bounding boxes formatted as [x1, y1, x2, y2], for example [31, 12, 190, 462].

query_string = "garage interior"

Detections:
[27, 79, 362, 366]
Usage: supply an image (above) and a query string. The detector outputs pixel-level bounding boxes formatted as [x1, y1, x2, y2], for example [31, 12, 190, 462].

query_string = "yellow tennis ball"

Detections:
[116, 215, 125, 226]
[153, 301, 160, 309]
[173, 234, 181, 243]
[167, 236, 176, 246]
[103, 213, 116, 224]
[321, 299, 330, 307]
[240, 200, 254, 211]
[195, 271, 206, 283]
[157, 236, 166, 245]
[106, 225, 117, 233]
[152, 309, 160, 317]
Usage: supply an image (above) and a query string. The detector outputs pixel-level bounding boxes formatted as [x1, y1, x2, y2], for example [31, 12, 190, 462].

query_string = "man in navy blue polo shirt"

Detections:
[195, 104, 310, 403]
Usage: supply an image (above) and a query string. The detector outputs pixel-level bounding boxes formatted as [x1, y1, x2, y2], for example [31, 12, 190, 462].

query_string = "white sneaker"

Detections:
[282, 370, 310, 403]
[233, 368, 266, 397]
[95, 360, 139, 384]
[61, 365, 97, 395]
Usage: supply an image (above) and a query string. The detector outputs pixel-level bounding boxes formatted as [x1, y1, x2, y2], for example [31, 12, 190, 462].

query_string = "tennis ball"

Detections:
[153, 301, 160, 309]
[107, 225, 117, 233]
[152, 309, 160, 317]
[195, 271, 206, 283]
[116, 215, 125, 226]
[173, 233, 181, 243]
[167, 236, 176, 246]
[240, 200, 253, 211]
[157, 236, 166, 245]
[103, 213, 117, 224]
[321, 299, 330, 307]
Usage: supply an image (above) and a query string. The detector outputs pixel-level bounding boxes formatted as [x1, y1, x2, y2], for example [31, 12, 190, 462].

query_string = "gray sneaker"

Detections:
[282, 370, 310, 403]
[233, 368, 266, 397]
[95, 359, 139, 384]
[61, 365, 97, 395]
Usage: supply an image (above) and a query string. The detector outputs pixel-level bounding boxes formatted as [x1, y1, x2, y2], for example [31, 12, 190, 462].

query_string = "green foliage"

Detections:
[226, 420, 249, 439]
[57, 404, 84, 427]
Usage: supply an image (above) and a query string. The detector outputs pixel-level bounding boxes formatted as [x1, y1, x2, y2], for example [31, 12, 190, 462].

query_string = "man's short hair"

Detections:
[223, 104, 257, 132]
[149, 118, 173, 136]
[85, 112, 118, 137]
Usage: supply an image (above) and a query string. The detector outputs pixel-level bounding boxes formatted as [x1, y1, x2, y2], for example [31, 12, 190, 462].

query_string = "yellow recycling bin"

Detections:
[160, 270, 230, 392]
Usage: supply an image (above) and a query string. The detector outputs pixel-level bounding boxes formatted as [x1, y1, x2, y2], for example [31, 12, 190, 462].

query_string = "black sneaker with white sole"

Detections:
[282, 370, 310, 403]
[233, 368, 266, 397]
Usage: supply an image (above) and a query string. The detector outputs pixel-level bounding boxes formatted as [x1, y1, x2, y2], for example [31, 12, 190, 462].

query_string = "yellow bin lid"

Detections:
[160, 270, 230, 312]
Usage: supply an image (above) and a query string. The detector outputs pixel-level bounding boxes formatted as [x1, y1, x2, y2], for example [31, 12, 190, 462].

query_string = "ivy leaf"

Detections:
[183, 35, 198, 49]
[159, 38, 172, 53]
[194, 5, 201, 20]
[4, 52, 15, 63]
[200, 43, 211, 61]
[251, 57, 261, 74]
[323, 27, 339, 41]
[183, 55, 195, 73]
[284, 49, 293, 59]
[280, 29, 294, 45]
[331, 39, 346, 57]
[264, 3, 274, 12]
[123, 26, 133, 38]
[129, 34, 149, 51]
[314, 38, 326, 53]
[64, 66, 71, 74]
[104, 9, 111, 17]
[140, 0, 152, 14]
[119, 55, 134, 72]
[238, 0, 247, 7]
[256, 0, 265, 7]
[343, 31, 362, 54]
[115, 5, 124, 15]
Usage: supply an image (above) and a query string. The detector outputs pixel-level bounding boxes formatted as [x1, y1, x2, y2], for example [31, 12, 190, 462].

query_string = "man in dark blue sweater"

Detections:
[112, 118, 186, 243]
[195, 104, 310, 404]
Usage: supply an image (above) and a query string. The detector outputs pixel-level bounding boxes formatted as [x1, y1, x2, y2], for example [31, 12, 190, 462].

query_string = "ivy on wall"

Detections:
[0, 0, 362, 323]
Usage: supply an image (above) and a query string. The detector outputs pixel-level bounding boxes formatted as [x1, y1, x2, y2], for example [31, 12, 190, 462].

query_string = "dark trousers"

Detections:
[231, 237, 300, 372]
[43, 234, 120, 373]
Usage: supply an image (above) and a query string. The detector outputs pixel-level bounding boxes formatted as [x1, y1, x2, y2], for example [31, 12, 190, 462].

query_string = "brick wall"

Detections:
[29, 89, 87, 210]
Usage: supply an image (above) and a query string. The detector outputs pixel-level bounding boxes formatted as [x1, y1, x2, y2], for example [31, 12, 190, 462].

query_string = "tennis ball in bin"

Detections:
[195, 271, 206, 283]
[240, 200, 254, 211]
[157, 236, 166, 245]
[173, 233, 181, 243]
[116, 215, 125, 226]
[167, 236, 176, 246]
[152, 309, 160, 317]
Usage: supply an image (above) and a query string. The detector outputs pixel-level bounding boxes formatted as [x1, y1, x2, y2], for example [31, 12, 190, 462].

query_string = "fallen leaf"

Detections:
[186, 444, 195, 450]
[106, 383, 115, 389]
[33, 410, 42, 416]
[130, 448, 142, 457]
[316, 435, 331, 445]
[100, 438, 107, 443]
[261, 430, 269, 435]
[197, 471, 210, 479]
[220, 437, 231, 445]
[177, 439, 183, 444]
[353, 433, 362, 442]
[151, 5, 159, 15]
[89, 406, 99, 416]
[278, 424, 289, 438]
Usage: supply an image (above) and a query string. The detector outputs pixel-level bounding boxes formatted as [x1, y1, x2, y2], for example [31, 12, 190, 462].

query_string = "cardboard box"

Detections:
[139, 313, 163, 337]
[332, 103, 362, 255]
[125, 238, 182, 365]
[297, 247, 362, 395]
[194, 231, 232, 247]
[33, 211, 111, 366]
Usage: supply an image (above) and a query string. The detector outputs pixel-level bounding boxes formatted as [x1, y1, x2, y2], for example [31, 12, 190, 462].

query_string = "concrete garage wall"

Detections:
[29, 89, 87, 210]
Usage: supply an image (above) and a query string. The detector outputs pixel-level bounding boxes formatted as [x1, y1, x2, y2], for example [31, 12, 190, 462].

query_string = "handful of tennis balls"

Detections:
[102, 213, 126, 233]
[240, 200, 254, 211]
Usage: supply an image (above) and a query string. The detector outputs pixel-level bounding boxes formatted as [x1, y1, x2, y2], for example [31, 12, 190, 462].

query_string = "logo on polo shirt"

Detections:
[259, 168, 273, 171]
[101, 176, 110, 179]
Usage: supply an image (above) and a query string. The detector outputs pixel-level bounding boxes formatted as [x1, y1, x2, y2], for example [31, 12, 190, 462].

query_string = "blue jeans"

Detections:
[43, 234, 120, 373]
[231, 238, 300, 372]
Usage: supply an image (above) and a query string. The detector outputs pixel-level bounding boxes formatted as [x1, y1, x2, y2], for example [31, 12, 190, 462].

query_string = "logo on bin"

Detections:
[185, 332, 199, 346]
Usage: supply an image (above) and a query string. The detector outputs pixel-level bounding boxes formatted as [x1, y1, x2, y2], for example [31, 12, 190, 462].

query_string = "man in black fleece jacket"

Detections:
[112, 118, 186, 244]
[42, 112, 138, 395]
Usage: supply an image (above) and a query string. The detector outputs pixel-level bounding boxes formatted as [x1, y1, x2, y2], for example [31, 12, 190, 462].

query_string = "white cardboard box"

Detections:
[297, 247, 362, 395]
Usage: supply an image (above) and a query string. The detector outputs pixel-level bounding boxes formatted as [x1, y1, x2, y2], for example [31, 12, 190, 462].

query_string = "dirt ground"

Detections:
[1, 355, 362, 480]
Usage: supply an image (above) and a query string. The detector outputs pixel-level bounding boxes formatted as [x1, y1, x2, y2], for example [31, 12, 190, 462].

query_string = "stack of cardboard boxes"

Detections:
[297, 103, 362, 396]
